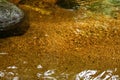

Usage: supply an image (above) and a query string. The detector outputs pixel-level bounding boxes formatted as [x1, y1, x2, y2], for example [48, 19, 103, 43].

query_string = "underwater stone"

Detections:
[56, 0, 80, 9]
[0, 0, 24, 31]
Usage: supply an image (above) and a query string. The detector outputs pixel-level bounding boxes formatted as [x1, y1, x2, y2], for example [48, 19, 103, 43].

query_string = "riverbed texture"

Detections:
[0, 0, 120, 79]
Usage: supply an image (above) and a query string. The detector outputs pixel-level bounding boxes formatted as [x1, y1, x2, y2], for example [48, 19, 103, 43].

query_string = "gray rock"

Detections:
[0, 0, 24, 31]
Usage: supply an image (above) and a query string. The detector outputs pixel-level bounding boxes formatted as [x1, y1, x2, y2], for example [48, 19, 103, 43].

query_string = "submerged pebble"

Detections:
[0, 0, 24, 31]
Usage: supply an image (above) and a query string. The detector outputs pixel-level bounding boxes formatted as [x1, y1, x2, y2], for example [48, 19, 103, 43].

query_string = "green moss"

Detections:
[87, 0, 120, 18]
[108, 0, 120, 6]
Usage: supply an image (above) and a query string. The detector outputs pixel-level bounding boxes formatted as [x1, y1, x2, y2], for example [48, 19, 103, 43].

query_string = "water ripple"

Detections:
[0, 65, 119, 80]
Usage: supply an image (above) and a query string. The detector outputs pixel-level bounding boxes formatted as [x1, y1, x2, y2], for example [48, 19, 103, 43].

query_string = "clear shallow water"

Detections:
[0, 65, 119, 80]
[0, 65, 120, 80]
[0, 0, 120, 79]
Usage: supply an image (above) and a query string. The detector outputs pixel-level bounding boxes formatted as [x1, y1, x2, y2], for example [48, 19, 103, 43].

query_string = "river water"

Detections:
[0, 2, 120, 80]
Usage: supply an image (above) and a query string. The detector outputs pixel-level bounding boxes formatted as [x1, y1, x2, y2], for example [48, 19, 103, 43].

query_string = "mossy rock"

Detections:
[108, 0, 120, 6]
[87, 0, 120, 17]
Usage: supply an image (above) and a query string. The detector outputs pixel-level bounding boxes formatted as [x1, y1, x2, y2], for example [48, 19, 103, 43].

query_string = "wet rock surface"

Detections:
[0, 0, 24, 31]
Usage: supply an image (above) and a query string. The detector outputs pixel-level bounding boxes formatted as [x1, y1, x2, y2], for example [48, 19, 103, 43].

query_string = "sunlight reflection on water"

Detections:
[76, 69, 119, 80]
[0, 65, 119, 80]
[0, 65, 120, 80]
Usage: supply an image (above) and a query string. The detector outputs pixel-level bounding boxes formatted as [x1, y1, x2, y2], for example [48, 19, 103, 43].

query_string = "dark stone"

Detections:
[56, 0, 80, 9]
[0, 7, 30, 38]
[0, 0, 24, 31]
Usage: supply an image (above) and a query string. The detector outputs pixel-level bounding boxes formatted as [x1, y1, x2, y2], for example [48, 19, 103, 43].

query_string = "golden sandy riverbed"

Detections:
[0, 3, 120, 79]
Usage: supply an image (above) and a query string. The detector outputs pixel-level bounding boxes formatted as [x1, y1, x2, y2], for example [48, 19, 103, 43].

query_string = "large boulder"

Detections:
[0, 0, 24, 31]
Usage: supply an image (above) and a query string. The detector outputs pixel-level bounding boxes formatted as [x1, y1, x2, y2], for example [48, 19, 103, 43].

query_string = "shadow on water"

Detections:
[0, 10, 30, 38]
